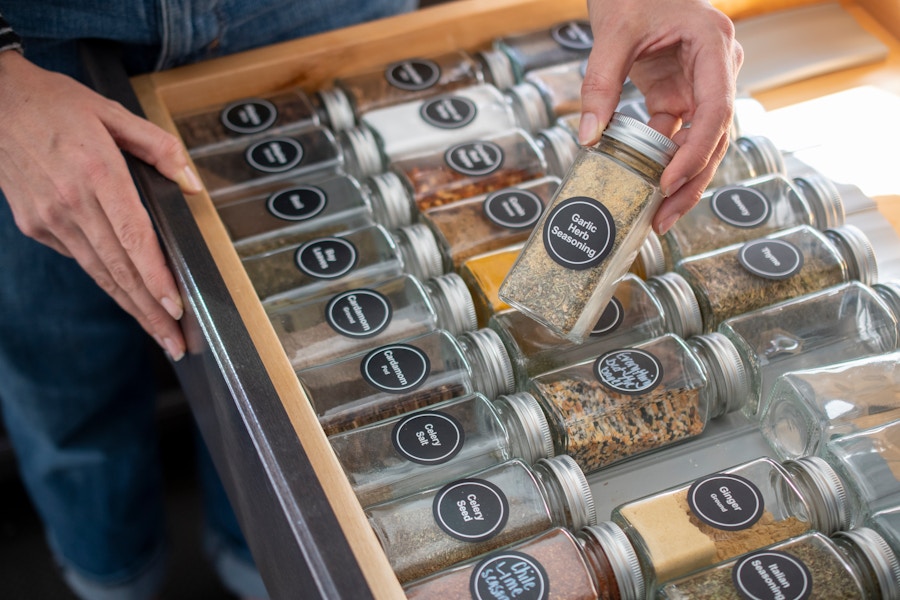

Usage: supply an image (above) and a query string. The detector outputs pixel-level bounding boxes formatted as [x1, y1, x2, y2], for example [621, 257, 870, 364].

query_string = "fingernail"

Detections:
[162, 295, 183, 321]
[163, 337, 185, 362]
[176, 165, 203, 194]
[664, 177, 687, 198]
[657, 212, 680, 235]
[578, 112, 604, 146]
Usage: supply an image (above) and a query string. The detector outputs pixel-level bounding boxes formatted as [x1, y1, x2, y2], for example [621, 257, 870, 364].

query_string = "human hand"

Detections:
[0, 51, 204, 360]
[579, 0, 743, 234]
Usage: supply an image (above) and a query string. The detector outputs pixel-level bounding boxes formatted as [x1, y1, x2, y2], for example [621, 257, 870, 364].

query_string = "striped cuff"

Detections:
[0, 13, 23, 54]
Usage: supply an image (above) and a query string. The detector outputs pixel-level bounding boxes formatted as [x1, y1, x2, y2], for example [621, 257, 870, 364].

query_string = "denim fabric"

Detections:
[0, 0, 415, 598]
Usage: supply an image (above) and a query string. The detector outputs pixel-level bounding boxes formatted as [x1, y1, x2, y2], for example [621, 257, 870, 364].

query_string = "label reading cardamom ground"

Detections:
[445, 141, 505, 177]
[221, 99, 277, 134]
[392, 411, 465, 465]
[542, 197, 615, 270]
[360, 344, 431, 393]
[420, 96, 477, 129]
[470, 551, 550, 600]
[325, 289, 392, 338]
[711, 186, 771, 228]
[245, 137, 304, 173]
[732, 551, 812, 600]
[590, 297, 624, 336]
[594, 348, 662, 395]
[551, 21, 593, 50]
[294, 237, 358, 279]
[483, 188, 543, 230]
[385, 59, 442, 91]
[266, 186, 327, 221]
[688, 474, 765, 531]
[433, 478, 509, 542]
[738, 239, 803, 280]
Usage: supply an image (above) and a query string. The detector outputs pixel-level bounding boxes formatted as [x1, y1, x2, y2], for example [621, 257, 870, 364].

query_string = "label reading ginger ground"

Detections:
[541, 197, 615, 270]
[688, 474, 765, 531]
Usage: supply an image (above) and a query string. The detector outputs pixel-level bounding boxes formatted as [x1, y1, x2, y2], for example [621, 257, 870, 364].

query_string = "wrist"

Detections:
[0, 12, 23, 55]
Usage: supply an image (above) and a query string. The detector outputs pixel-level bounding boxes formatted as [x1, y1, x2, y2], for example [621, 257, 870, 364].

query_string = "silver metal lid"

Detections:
[366, 171, 413, 230]
[477, 49, 515, 91]
[495, 392, 554, 463]
[424, 272, 478, 336]
[646, 272, 703, 338]
[787, 456, 851, 534]
[316, 87, 356, 131]
[735, 135, 786, 176]
[602, 112, 678, 167]
[340, 126, 383, 177]
[688, 332, 750, 418]
[535, 455, 596, 529]
[636, 231, 669, 279]
[793, 172, 845, 230]
[536, 124, 579, 177]
[392, 223, 444, 281]
[835, 527, 900, 599]
[824, 224, 878, 286]
[507, 82, 551, 133]
[458, 328, 516, 398]
[582, 521, 645, 600]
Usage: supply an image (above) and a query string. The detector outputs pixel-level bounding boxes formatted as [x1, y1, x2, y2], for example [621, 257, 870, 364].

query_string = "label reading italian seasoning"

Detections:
[385, 58, 441, 91]
[433, 478, 509, 542]
[594, 349, 662, 395]
[711, 186, 771, 228]
[294, 237, 358, 279]
[483, 188, 543, 230]
[360, 344, 430, 393]
[325, 289, 392, 338]
[470, 551, 550, 600]
[688, 473, 765, 531]
[221, 99, 277, 134]
[445, 141, 505, 177]
[266, 186, 327, 221]
[392, 411, 465, 465]
[732, 551, 812, 600]
[542, 197, 615, 270]
[589, 297, 624, 336]
[738, 239, 803, 280]
[550, 21, 594, 50]
[420, 96, 477, 129]
[245, 137, 304, 173]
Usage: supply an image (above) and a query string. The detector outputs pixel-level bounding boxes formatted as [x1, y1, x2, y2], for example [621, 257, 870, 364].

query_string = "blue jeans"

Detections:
[0, 1, 416, 598]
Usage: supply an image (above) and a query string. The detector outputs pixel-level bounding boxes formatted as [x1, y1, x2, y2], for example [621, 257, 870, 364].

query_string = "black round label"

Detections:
[711, 186, 772, 228]
[433, 478, 509, 542]
[220, 99, 277, 134]
[483, 188, 544, 230]
[688, 473, 766, 531]
[444, 141, 505, 177]
[470, 551, 550, 600]
[391, 411, 465, 465]
[594, 348, 662, 395]
[550, 21, 594, 51]
[420, 96, 477, 129]
[738, 239, 803, 280]
[385, 58, 441, 91]
[266, 186, 327, 221]
[542, 197, 616, 270]
[590, 297, 624, 336]
[294, 237, 358, 279]
[732, 550, 812, 600]
[325, 289, 392, 338]
[245, 137, 304, 173]
[360, 344, 430, 393]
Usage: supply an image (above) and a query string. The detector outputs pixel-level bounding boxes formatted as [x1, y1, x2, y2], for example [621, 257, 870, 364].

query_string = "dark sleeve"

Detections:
[0, 11, 23, 54]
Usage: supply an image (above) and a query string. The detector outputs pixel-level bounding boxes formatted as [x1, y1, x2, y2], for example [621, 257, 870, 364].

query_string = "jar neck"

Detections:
[423, 273, 477, 337]
[594, 136, 666, 180]
[456, 328, 515, 399]
[532, 455, 596, 530]
[578, 522, 645, 600]
[834, 528, 900, 599]
[784, 456, 851, 534]
[492, 392, 554, 464]
[391, 224, 444, 281]
[687, 332, 749, 419]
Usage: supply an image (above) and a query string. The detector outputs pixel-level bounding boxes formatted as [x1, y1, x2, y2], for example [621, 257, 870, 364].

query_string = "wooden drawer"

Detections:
[96, 0, 900, 597]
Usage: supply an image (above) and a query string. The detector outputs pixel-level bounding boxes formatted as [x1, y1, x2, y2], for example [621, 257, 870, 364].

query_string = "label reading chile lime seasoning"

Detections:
[688, 473, 765, 531]
[445, 141, 505, 177]
[294, 237, 358, 279]
[470, 550, 550, 600]
[420, 96, 477, 129]
[550, 20, 594, 50]
[266, 186, 328, 221]
[483, 188, 543, 230]
[542, 197, 615, 270]
[589, 297, 624, 336]
[711, 186, 772, 228]
[385, 58, 442, 91]
[731, 550, 812, 600]
[360, 344, 431, 393]
[392, 411, 465, 465]
[221, 98, 278, 134]
[594, 348, 662, 395]
[245, 137, 304, 173]
[325, 289, 392, 338]
[738, 239, 803, 280]
[433, 478, 509, 542]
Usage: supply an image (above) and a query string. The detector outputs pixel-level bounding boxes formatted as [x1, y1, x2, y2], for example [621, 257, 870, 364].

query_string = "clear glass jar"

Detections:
[403, 523, 644, 600]
[718, 280, 900, 418]
[500, 112, 678, 342]
[759, 350, 900, 460]
[297, 328, 515, 435]
[459, 245, 522, 327]
[706, 134, 787, 190]
[519, 59, 586, 122]
[675, 224, 877, 333]
[630, 231, 672, 279]
[327, 391, 553, 507]
[420, 176, 560, 269]
[534, 122, 580, 177]
[607, 455, 853, 590]
[315, 49, 516, 131]
[655, 529, 900, 599]
[663, 172, 846, 264]
[267, 272, 476, 370]
[242, 223, 445, 306]
[365, 454, 595, 583]
[526, 332, 749, 473]
[489, 273, 701, 388]
[865, 505, 900, 556]
[495, 20, 594, 80]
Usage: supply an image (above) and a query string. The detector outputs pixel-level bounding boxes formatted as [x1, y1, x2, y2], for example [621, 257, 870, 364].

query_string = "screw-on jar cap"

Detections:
[602, 112, 678, 167]
[824, 224, 878, 286]
[793, 172, 845, 230]
[393, 223, 444, 281]
[646, 272, 703, 338]
[688, 332, 750, 417]
[424, 273, 478, 336]
[494, 392, 554, 463]
[366, 171, 413, 230]
[316, 87, 356, 131]
[635, 231, 669, 279]
[581, 521, 646, 600]
[340, 125, 384, 177]
[458, 328, 516, 398]
[477, 49, 516, 91]
[834, 527, 900, 599]
[735, 135, 785, 176]
[507, 82, 551, 133]
[535, 454, 596, 529]
[536, 124, 578, 177]
[786, 456, 851, 534]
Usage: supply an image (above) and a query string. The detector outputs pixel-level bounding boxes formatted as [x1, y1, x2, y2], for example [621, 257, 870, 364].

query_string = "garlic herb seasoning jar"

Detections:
[499, 112, 678, 342]
[268, 272, 476, 370]
[706, 134, 786, 190]
[327, 391, 553, 508]
[495, 21, 594, 80]
[365, 454, 595, 583]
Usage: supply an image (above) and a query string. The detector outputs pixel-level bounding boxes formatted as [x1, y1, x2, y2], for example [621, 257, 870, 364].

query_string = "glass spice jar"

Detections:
[718, 280, 900, 418]
[605, 454, 854, 590]
[459, 245, 523, 327]
[365, 454, 596, 583]
[706, 134, 786, 190]
[494, 20, 594, 81]
[403, 523, 645, 600]
[499, 112, 678, 342]
[420, 176, 560, 269]
[865, 505, 900, 557]
[327, 391, 553, 507]
[315, 49, 517, 131]
[674, 223, 877, 333]
[242, 223, 445, 306]
[630, 231, 672, 279]
[534, 122, 580, 177]
[655, 529, 900, 600]
[662, 172, 845, 264]
[759, 350, 900, 461]
[519, 59, 587, 123]
[297, 328, 515, 436]
[524, 332, 749, 474]
[489, 273, 702, 388]
[267, 272, 476, 370]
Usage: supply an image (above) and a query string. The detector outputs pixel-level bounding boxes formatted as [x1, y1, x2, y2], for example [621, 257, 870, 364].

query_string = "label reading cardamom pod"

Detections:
[266, 185, 327, 221]
[594, 348, 662, 395]
[550, 21, 594, 50]
[732, 550, 812, 600]
[326, 289, 392, 338]
[392, 411, 465, 465]
[483, 188, 543, 230]
[433, 478, 509, 542]
[420, 96, 477, 129]
[294, 237, 358, 279]
[688, 473, 765, 531]
[470, 551, 550, 600]
[360, 344, 430, 393]
[245, 137, 304, 173]
[445, 141, 505, 177]
[590, 297, 624, 336]
[711, 186, 771, 228]
[541, 197, 615, 270]
[385, 58, 441, 91]
[738, 239, 803, 280]
[221, 98, 277, 134]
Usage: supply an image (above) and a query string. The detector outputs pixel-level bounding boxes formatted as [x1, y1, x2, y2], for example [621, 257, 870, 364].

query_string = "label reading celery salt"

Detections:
[392, 411, 465, 465]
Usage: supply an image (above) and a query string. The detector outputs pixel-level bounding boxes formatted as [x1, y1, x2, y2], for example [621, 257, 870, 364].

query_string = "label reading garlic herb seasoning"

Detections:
[421, 96, 477, 129]
[738, 239, 803, 280]
[711, 186, 771, 228]
[551, 21, 594, 50]
[245, 137, 304, 173]
[542, 197, 615, 270]
[589, 297, 624, 336]
[385, 59, 442, 91]
[392, 411, 465, 465]
[221, 99, 278, 134]
[295, 237, 358, 279]
[483, 188, 543, 230]
[433, 478, 509, 542]
[594, 348, 662, 395]
[266, 186, 328, 221]
[445, 141, 505, 177]
[361, 344, 431, 393]
[688, 474, 765, 531]
[470, 551, 550, 600]
[732, 551, 812, 600]
[325, 289, 392, 338]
